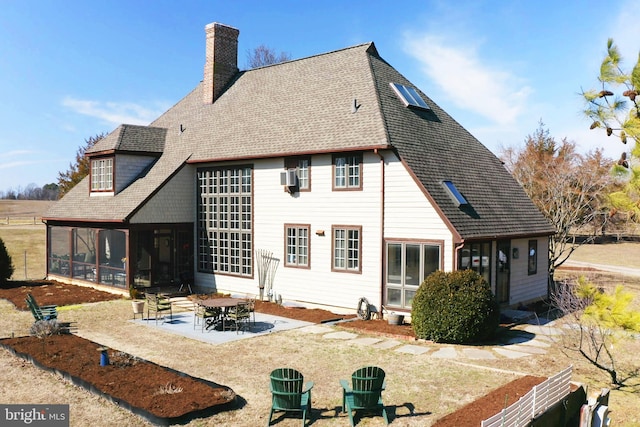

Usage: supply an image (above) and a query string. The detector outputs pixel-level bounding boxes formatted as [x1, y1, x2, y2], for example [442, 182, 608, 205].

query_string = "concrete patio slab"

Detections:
[132, 311, 312, 345]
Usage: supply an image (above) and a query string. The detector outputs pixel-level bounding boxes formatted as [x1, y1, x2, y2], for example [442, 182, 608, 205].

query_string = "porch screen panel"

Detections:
[48, 226, 71, 277]
[197, 166, 253, 276]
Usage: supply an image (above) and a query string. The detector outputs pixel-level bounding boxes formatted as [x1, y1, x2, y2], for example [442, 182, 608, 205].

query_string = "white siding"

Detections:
[383, 153, 454, 269]
[508, 236, 549, 305]
[204, 153, 383, 312]
[130, 166, 194, 224]
[201, 151, 459, 313]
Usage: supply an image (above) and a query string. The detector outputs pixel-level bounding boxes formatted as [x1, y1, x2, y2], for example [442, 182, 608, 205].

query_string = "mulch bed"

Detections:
[0, 333, 236, 425]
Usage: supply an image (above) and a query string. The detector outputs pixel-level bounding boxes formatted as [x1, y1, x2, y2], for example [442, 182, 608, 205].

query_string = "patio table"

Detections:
[196, 298, 247, 331]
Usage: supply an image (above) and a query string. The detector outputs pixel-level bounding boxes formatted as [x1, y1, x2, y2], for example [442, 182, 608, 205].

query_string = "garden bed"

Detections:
[0, 333, 236, 426]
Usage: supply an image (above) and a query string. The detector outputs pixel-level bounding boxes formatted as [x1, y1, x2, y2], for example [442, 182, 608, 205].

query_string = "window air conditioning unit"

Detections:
[280, 169, 298, 187]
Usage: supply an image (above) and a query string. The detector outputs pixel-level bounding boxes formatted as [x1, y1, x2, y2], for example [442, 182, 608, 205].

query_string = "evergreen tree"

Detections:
[0, 238, 14, 284]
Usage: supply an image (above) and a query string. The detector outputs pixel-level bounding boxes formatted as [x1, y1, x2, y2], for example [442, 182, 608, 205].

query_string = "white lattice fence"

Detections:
[481, 365, 572, 427]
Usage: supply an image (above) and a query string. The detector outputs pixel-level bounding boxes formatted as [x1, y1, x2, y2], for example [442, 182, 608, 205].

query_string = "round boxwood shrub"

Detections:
[411, 269, 499, 343]
[0, 237, 14, 285]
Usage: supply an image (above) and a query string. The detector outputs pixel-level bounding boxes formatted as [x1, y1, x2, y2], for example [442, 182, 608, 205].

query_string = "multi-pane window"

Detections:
[528, 240, 538, 275]
[333, 154, 362, 190]
[458, 242, 491, 284]
[91, 158, 113, 191]
[285, 156, 311, 191]
[285, 224, 310, 267]
[386, 242, 441, 309]
[332, 226, 361, 272]
[197, 166, 252, 276]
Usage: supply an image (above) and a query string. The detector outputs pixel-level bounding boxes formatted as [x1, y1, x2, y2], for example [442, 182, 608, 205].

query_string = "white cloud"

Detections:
[402, 32, 532, 126]
[61, 97, 165, 126]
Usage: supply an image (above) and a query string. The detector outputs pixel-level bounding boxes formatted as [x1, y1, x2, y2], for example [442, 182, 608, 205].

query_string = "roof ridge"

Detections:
[242, 42, 375, 72]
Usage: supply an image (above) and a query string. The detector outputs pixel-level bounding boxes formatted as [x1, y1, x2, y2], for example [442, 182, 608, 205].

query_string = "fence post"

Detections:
[24, 250, 27, 279]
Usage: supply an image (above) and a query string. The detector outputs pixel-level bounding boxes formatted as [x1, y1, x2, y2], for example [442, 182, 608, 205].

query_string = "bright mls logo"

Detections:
[1, 405, 69, 426]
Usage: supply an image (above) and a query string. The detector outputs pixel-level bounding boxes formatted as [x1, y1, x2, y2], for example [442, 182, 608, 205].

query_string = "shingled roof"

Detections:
[45, 41, 554, 239]
[87, 124, 167, 155]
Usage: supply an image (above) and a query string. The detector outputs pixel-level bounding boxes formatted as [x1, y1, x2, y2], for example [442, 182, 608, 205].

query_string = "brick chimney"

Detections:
[203, 22, 239, 104]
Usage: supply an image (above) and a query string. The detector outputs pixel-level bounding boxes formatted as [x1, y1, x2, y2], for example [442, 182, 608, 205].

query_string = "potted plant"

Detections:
[130, 286, 145, 319]
[387, 312, 405, 325]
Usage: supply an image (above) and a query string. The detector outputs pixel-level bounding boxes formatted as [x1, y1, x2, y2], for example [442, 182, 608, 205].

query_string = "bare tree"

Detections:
[246, 45, 291, 69]
[501, 122, 612, 279]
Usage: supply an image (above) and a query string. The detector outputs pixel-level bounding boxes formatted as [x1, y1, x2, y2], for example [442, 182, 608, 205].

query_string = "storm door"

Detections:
[496, 240, 510, 304]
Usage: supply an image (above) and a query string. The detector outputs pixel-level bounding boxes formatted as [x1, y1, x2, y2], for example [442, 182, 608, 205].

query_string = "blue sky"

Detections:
[1, 0, 639, 193]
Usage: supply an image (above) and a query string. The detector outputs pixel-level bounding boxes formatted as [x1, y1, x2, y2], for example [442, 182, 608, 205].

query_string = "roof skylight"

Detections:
[442, 180, 468, 207]
[390, 82, 430, 110]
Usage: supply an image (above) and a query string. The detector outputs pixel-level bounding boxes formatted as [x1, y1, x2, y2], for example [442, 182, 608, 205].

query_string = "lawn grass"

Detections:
[568, 241, 640, 268]
[0, 226, 46, 280]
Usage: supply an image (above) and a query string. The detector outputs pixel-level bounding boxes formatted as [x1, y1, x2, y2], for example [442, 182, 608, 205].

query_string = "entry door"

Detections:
[496, 241, 510, 304]
[153, 232, 173, 285]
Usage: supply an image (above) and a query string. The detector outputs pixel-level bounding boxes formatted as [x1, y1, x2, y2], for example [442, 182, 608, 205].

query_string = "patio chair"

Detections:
[340, 366, 389, 426]
[146, 293, 172, 324]
[193, 302, 221, 332]
[268, 367, 313, 427]
[227, 301, 251, 333]
[25, 293, 58, 320]
[25, 294, 74, 332]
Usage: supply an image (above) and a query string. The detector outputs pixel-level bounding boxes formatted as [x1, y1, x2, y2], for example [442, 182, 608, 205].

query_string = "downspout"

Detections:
[454, 241, 465, 271]
[374, 149, 385, 312]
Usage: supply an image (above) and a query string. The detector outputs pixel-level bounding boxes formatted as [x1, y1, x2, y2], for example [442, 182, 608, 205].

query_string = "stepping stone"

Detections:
[395, 345, 430, 355]
[372, 340, 402, 350]
[298, 325, 334, 334]
[347, 337, 383, 346]
[462, 348, 496, 359]
[510, 344, 548, 355]
[493, 347, 531, 359]
[323, 331, 359, 340]
[524, 325, 563, 336]
[431, 347, 457, 358]
[503, 336, 551, 348]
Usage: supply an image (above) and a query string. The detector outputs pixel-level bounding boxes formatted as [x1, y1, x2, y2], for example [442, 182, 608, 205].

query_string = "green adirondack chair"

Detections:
[25, 293, 58, 321]
[340, 366, 389, 426]
[268, 367, 313, 426]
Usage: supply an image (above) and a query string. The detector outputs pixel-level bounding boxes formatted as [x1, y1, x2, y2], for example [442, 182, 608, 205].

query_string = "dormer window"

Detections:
[91, 157, 114, 192]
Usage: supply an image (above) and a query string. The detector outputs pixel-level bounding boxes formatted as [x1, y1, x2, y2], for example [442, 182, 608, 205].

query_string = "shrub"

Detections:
[0, 237, 14, 285]
[411, 270, 500, 343]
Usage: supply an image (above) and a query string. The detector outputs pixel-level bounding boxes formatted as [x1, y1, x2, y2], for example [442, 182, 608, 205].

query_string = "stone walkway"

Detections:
[297, 317, 563, 360]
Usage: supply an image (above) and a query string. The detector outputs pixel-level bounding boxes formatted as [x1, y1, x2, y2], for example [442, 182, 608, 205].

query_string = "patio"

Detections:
[133, 309, 314, 345]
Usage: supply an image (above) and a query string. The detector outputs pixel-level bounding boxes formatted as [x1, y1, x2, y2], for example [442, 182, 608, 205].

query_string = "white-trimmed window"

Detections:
[386, 241, 442, 309]
[285, 224, 310, 267]
[332, 225, 361, 272]
[285, 156, 311, 191]
[91, 158, 113, 191]
[333, 153, 362, 190]
[197, 166, 253, 276]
